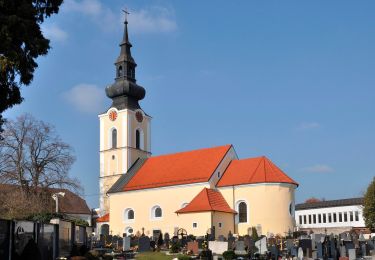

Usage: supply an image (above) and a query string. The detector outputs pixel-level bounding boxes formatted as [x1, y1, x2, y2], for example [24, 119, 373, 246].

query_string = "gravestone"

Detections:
[255, 237, 267, 255]
[209, 241, 228, 255]
[187, 241, 199, 255]
[298, 247, 303, 260]
[299, 239, 312, 257]
[196, 237, 204, 249]
[164, 233, 170, 248]
[172, 236, 178, 244]
[348, 248, 356, 260]
[227, 236, 235, 250]
[150, 240, 156, 249]
[218, 235, 225, 242]
[361, 243, 367, 257]
[234, 241, 246, 255]
[340, 245, 346, 257]
[123, 236, 131, 251]
[317, 242, 323, 259]
[286, 239, 294, 251]
[244, 235, 253, 251]
[270, 244, 279, 259]
[138, 236, 151, 252]
[291, 247, 298, 257]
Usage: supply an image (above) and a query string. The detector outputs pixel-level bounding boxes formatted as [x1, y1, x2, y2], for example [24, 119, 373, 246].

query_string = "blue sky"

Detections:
[4, 1, 375, 208]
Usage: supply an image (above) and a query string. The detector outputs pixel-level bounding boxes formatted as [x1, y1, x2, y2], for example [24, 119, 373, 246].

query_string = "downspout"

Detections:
[232, 185, 236, 234]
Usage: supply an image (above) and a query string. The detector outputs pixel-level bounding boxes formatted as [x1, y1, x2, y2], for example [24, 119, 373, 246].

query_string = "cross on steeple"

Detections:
[122, 8, 130, 23]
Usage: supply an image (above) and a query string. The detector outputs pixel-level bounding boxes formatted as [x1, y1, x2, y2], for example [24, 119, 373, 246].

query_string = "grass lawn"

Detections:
[135, 251, 183, 260]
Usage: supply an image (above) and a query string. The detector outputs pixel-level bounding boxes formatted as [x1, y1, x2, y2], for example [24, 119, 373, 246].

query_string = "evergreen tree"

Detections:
[363, 177, 375, 230]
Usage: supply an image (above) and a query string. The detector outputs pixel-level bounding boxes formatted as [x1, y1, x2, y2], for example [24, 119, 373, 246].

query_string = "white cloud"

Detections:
[129, 7, 177, 34]
[63, 84, 105, 114]
[297, 122, 321, 130]
[301, 164, 334, 173]
[42, 24, 68, 42]
[62, 0, 177, 34]
[63, 0, 102, 16]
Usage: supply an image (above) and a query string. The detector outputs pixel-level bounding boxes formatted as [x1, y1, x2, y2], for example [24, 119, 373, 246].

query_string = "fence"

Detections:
[0, 219, 92, 260]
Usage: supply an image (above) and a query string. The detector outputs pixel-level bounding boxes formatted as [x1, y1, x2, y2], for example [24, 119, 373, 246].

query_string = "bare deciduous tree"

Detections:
[0, 114, 81, 194]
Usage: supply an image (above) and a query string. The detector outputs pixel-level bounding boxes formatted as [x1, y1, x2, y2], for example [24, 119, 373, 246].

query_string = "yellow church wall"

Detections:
[212, 211, 235, 238]
[218, 183, 296, 236]
[175, 212, 212, 237]
[109, 183, 211, 237]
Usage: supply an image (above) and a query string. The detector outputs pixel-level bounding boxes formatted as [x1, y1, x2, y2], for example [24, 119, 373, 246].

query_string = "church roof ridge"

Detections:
[216, 156, 298, 187]
[121, 144, 232, 192]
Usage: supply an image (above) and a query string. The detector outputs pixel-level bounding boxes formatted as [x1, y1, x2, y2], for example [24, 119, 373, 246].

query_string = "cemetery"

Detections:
[86, 227, 375, 260]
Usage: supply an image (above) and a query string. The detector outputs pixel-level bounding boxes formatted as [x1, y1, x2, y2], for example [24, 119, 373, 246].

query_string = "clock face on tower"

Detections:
[135, 111, 143, 123]
[109, 110, 117, 121]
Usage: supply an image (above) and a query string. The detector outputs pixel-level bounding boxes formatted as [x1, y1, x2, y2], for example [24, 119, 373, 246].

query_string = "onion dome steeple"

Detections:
[105, 10, 145, 110]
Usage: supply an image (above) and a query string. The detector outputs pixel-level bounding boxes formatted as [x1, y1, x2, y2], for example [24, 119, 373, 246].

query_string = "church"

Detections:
[96, 17, 298, 239]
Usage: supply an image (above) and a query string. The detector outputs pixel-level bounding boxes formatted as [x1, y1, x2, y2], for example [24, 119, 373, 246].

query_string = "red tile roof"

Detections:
[96, 213, 109, 222]
[123, 145, 232, 191]
[175, 188, 236, 214]
[217, 156, 298, 187]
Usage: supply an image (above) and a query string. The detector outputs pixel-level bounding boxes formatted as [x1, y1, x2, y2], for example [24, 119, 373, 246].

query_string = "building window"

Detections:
[111, 128, 117, 149]
[328, 213, 332, 223]
[181, 203, 189, 208]
[118, 66, 123, 77]
[318, 214, 322, 223]
[350, 212, 353, 222]
[308, 215, 312, 224]
[356, 211, 360, 221]
[299, 215, 302, 225]
[323, 214, 326, 223]
[124, 208, 135, 222]
[333, 213, 337, 222]
[339, 212, 342, 222]
[313, 214, 316, 224]
[112, 155, 115, 160]
[303, 215, 307, 224]
[238, 201, 247, 223]
[135, 128, 144, 150]
[289, 202, 294, 216]
[218, 172, 221, 178]
[344, 212, 348, 222]
[193, 223, 197, 228]
[151, 206, 162, 219]
[218, 222, 223, 228]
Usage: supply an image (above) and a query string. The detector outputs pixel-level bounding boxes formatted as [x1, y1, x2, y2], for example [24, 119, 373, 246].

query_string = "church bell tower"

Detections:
[98, 15, 151, 214]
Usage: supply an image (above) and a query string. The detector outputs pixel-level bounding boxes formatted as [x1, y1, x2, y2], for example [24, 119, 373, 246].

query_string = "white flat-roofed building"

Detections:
[295, 198, 365, 234]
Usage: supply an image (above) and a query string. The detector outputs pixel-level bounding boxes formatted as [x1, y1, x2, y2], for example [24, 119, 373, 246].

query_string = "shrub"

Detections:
[178, 255, 191, 260]
[222, 250, 236, 260]
[170, 242, 181, 253]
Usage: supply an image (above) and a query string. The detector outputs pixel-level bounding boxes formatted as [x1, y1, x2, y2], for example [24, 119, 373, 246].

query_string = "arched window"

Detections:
[118, 66, 123, 77]
[128, 209, 134, 220]
[124, 208, 135, 222]
[151, 206, 162, 219]
[111, 128, 117, 148]
[136, 129, 140, 149]
[238, 201, 247, 223]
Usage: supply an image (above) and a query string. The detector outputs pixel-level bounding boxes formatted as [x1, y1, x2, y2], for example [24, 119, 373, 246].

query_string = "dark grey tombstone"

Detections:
[196, 238, 204, 249]
[340, 245, 346, 257]
[138, 236, 151, 252]
[164, 233, 170, 248]
[291, 247, 298, 257]
[228, 236, 235, 250]
[235, 241, 245, 251]
[218, 235, 225, 242]
[150, 240, 156, 250]
[244, 235, 253, 250]
[270, 244, 279, 258]
[361, 243, 367, 256]
[299, 238, 312, 257]
[317, 242, 323, 259]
